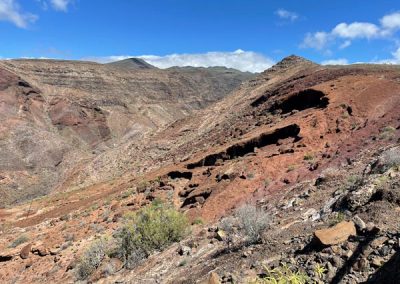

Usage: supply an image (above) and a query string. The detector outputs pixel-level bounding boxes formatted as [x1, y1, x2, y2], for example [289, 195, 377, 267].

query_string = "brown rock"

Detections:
[20, 243, 32, 259]
[32, 245, 49, 256]
[207, 272, 221, 284]
[371, 236, 388, 249]
[49, 248, 59, 255]
[314, 221, 356, 245]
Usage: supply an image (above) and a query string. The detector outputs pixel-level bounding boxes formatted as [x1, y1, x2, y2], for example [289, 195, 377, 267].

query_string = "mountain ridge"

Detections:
[0, 56, 399, 284]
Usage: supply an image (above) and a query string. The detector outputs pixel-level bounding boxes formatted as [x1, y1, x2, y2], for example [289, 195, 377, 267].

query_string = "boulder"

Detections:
[49, 248, 60, 255]
[20, 243, 32, 259]
[314, 221, 356, 245]
[32, 245, 49, 256]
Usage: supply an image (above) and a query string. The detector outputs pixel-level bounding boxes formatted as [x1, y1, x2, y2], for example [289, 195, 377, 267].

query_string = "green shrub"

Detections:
[327, 211, 346, 227]
[192, 217, 204, 225]
[9, 235, 29, 248]
[251, 264, 310, 284]
[116, 202, 189, 267]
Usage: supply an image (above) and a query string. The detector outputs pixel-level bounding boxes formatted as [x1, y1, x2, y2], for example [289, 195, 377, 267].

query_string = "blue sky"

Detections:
[1, 0, 400, 71]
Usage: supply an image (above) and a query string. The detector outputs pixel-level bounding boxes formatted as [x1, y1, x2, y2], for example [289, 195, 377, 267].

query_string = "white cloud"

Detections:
[321, 58, 349, 65]
[301, 32, 331, 50]
[0, 0, 37, 28]
[302, 12, 400, 51]
[380, 12, 400, 31]
[86, 50, 275, 73]
[275, 9, 298, 21]
[50, 0, 71, 11]
[332, 22, 380, 39]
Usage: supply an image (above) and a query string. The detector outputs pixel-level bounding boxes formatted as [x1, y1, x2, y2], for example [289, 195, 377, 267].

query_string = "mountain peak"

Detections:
[273, 55, 317, 70]
[106, 58, 156, 69]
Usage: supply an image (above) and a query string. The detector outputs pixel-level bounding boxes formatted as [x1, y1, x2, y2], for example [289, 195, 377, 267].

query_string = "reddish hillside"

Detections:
[0, 56, 399, 284]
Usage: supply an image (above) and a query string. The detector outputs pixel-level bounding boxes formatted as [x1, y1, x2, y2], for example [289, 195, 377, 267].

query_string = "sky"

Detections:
[1, 0, 400, 72]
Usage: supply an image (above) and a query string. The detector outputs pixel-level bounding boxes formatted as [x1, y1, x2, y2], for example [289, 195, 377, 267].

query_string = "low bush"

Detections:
[379, 126, 396, 140]
[251, 264, 310, 284]
[219, 204, 270, 246]
[76, 238, 111, 280]
[377, 147, 400, 172]
[116, 202, 189, 267]
[75, 202, 188, 279]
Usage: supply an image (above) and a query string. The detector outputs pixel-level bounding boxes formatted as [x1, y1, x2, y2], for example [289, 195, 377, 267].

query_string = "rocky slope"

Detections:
[0, 59, 254, 206]
[0, 56, 399, 284]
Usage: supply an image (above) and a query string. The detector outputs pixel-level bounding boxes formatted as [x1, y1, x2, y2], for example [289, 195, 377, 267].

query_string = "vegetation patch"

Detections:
[220, 204, 270, 247]
[115, 202, 189, 268]
[9, 235, 29, 248]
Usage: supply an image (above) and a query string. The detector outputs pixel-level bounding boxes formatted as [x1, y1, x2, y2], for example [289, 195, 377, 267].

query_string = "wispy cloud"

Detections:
[339, 40, 351, 49]
[301, 31, 331, 50]
[275, 9, 298, 22]
[374, 47, 400, 64]
[301, 11, 400, 51]
[50, 0, 71, 12]
[85, 50, 275, 73]
[0, 0, 38, 28]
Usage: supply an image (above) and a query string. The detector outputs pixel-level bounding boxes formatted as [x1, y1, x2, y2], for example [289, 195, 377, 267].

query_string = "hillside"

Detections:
[0, 56, 399, 284]
[0, 59, 254, 205]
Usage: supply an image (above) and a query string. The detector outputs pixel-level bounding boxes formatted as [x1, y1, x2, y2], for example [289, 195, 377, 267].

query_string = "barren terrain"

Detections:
[0, 56, 399, 284]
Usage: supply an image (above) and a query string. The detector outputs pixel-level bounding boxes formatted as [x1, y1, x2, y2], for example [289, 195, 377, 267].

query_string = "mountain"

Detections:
[0, 56, 399, 284]
[0, 58, 254, 205]
[106, 58, 157, 69]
